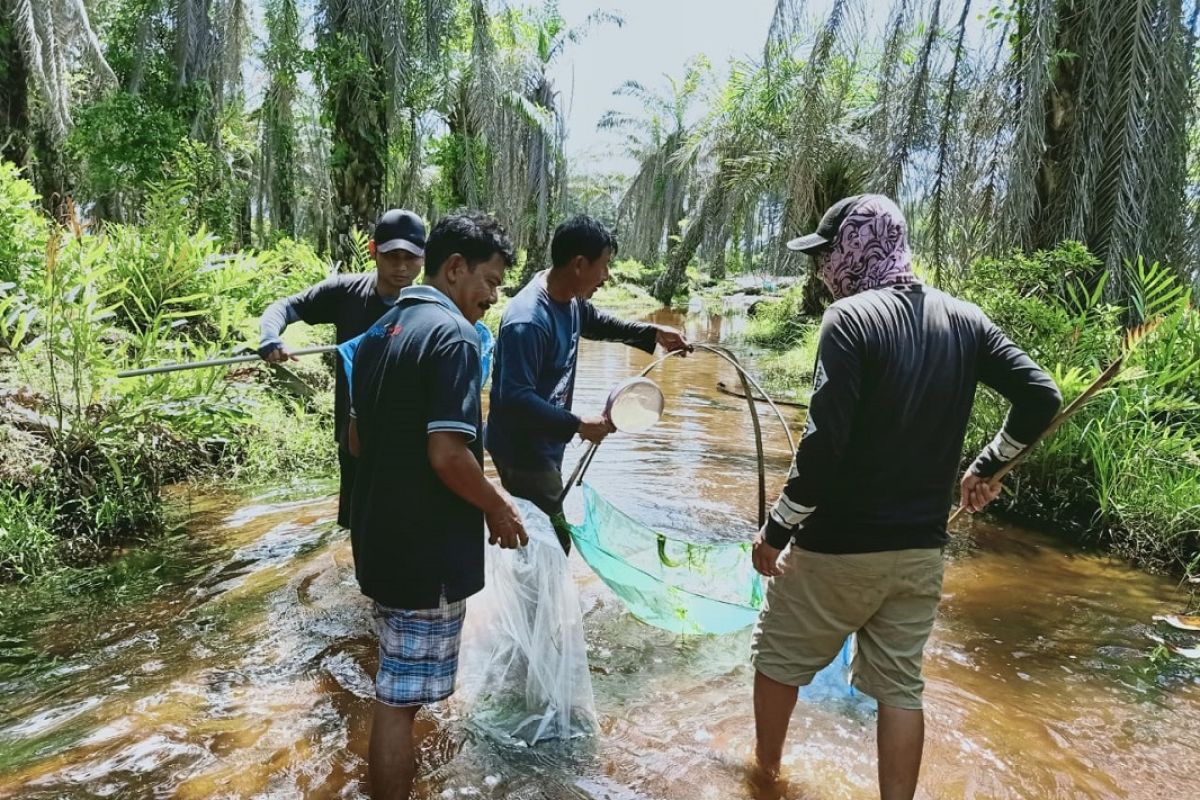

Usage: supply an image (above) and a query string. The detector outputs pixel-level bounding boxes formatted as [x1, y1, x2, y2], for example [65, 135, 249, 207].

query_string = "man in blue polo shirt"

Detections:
[348, 212, 527, 800]
[486, 214, 689, 553]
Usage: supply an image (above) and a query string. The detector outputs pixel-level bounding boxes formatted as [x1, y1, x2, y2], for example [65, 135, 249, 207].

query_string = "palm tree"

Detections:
[651, 13, 875, 305]
[5, 0, 116, 142]
[0, 12, 30, 166]
[258, 0, 302, 239]
[999, 0, 1198, 293]
[315, 0, 462, 264]
[598, 56, 712, 266]
[507, 3, 623, 285]
[3, 0, 116, 205]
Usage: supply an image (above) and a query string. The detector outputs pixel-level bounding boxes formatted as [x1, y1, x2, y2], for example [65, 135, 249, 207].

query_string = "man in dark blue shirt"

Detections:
[258, 209, 427, 527]
[348, 212, 527, 800]
[485, 215, 690, 552]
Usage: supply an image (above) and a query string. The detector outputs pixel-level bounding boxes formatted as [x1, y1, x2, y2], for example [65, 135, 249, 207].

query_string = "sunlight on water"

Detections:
[0, 310, 1196, 799]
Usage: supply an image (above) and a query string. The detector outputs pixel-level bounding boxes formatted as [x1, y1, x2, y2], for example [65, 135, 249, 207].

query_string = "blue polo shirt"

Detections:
[348, 286, 485, 609]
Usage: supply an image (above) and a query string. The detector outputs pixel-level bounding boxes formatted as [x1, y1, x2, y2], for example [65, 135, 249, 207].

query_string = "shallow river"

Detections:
[0, 310, 1196, 799]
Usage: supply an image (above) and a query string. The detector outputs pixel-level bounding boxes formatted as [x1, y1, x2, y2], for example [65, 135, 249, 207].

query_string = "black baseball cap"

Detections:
[786, 195, 863, 253]
[373, 209, 427, 257]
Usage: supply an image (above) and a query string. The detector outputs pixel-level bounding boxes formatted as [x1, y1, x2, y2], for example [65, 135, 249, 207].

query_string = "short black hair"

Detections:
[424, 211, 516, 277]
[550, 214, 619, 268]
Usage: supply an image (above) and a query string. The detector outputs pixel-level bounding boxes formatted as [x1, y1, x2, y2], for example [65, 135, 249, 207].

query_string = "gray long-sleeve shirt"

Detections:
[764, 283, 1062, 553]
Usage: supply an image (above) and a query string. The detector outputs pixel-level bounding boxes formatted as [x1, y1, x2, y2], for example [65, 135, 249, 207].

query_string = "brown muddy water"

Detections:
[0, 310, 1197, 799]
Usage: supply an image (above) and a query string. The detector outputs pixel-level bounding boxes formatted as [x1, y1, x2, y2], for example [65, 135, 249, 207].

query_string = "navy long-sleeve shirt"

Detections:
[259, 272, 394, 447]
[764, 283, 1062, 553]
[486, 271, 658, 471]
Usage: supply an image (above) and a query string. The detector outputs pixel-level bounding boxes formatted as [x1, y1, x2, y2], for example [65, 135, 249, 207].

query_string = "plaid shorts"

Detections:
[373, 596, 467, 707]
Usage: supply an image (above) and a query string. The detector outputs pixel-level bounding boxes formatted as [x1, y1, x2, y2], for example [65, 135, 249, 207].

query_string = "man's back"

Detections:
[349, 289, 485, 608]
[780, 283, 1060, 553]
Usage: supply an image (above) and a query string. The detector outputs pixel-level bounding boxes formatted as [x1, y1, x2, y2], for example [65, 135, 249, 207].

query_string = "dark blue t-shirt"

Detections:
[485, 271, 657, 471]
[349, 286, 484, 609]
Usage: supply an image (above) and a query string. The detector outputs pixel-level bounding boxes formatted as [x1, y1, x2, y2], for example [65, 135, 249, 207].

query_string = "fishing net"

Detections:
[566, 484, 868, 706]
[460, 498, 597, 746]
[568, 484, 761, 635]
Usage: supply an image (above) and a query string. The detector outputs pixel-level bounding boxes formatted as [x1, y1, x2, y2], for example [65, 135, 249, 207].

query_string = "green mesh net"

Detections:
[567, 484, 764, 636]
[567, 483, 871, 707]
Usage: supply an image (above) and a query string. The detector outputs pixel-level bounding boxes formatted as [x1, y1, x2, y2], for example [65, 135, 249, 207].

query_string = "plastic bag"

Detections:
[460, 498, 597, 746]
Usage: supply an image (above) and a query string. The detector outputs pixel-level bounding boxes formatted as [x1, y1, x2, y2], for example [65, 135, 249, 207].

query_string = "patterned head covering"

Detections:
[812, 194, 917, 300]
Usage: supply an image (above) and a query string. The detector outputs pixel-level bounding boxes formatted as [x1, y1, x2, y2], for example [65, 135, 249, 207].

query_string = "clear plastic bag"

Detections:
[460, 498, 597, 746]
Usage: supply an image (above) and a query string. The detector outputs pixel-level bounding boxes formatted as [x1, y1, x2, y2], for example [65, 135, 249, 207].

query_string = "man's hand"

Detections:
[752, 529, 785, 578]
[960, 471, 1002, 513]
[485, 490, 528, 549]
[655, 326, 691, 356]
[577, 415, 615, 444]
[259, 343, 298, 363]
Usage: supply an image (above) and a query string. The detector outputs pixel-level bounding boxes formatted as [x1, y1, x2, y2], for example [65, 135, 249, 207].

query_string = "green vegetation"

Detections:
[3, 0, 1200, 589]
[0, 168, 336, 581]
[754, 242, 1200, 577]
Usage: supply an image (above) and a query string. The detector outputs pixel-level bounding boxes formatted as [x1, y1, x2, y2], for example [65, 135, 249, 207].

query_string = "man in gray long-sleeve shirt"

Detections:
[485, 215, 690, 552]
[258, 209, 428, 527]
[749, 195, 1061, 799]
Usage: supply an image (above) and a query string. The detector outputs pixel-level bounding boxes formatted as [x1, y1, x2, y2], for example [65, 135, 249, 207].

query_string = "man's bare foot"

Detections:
[746, 756, 788, 800]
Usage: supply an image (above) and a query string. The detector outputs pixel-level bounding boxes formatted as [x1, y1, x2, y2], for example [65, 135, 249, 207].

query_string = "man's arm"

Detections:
[754, 308, 861, 575]
[579, 301, 659, 352]
[428, 433, 526, 548]
[962, 319, 1062, 507]
[492, 322, 584, 443]
[258, 277, 344, 360]
[425, 337, 527, 547]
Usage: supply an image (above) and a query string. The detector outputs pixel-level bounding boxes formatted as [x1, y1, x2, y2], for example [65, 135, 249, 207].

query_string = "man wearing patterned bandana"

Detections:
[748, 194, 1062, 799]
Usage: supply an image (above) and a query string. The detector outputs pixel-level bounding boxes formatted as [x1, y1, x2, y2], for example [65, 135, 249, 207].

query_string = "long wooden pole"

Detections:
[948, 354, 1125, 525]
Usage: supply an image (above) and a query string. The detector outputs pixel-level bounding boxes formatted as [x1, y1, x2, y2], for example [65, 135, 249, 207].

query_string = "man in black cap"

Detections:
[749, 195, 1060, 799]
[259, 208, 427, 527]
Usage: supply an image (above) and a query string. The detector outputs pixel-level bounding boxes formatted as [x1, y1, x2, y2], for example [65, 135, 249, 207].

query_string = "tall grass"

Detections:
[0, 165, 336, 580]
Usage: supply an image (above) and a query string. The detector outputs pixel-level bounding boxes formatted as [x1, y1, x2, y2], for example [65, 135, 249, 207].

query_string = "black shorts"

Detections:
[338, 447, 356, 528]
[492, 460, 572, 554]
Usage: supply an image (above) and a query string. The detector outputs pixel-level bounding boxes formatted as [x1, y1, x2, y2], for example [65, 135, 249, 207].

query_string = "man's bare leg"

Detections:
[877, 703, 923, 800]
[753, 669, 800, 775]
[369, 702, 421, 800]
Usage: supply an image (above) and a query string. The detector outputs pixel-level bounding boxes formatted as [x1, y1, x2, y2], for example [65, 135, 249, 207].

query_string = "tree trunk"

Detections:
[664, 174, 685, 258]
[711, 242, 727, 280]
[519, 231, 548, 288]
[31, 126, 70, 219]
[330, 91, 385, 265]
[653, 180, 726, 304]
[1030, 0, 1082, 250]
[800, 263, 833, 315]
[0, 13, 29, 168]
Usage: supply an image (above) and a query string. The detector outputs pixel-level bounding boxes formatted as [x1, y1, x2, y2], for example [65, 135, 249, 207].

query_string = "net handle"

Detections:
[562, 344, 798, 521]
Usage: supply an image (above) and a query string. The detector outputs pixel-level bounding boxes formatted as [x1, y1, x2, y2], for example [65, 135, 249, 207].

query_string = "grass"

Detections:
[745, 244, 1200, 577]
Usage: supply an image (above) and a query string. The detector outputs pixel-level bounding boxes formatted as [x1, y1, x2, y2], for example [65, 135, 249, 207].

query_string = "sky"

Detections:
[543, 0, 781, 173]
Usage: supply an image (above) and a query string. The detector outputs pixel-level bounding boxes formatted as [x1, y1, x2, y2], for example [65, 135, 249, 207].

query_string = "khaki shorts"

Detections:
[751, 547, 944, 710]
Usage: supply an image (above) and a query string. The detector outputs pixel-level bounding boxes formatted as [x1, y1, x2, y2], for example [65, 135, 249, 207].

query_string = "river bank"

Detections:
[2, 319, 1197, 798]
